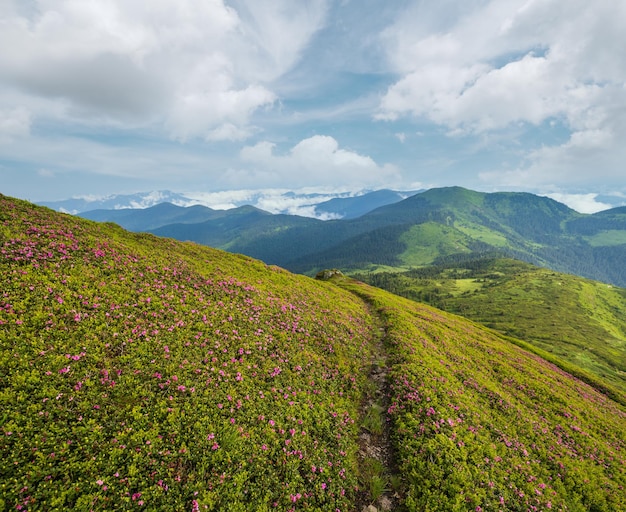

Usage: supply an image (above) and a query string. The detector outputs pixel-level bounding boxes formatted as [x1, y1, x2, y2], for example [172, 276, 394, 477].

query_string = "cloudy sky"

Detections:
[1, 0, 625, 212]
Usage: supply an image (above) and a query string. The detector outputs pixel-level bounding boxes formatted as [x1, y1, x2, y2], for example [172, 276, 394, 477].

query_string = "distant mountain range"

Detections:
[74, 186, 626, 287]
[38, 190, 193, 214]
[40, 188, 418, 218]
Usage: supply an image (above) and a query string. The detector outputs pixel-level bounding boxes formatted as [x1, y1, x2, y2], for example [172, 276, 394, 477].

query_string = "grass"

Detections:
[453, 222, 510, 247]
[2, 195, 625, 511]
[585, 230, 626, 246]
[0, 194, 378, 510]
[362, 403, 385, 436]
[398, 223, 473, 266]
[368, 475, 387, 503]
[355, 257, 626, 395]
[338, 278, 626, 512]
[359, 458, 388, 503]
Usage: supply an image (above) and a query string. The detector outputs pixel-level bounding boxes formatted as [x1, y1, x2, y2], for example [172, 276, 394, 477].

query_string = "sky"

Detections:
[1, 0, 625, 213]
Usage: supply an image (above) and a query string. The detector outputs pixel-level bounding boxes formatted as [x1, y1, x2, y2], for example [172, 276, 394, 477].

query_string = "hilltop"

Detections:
[1, 194, 625, 511]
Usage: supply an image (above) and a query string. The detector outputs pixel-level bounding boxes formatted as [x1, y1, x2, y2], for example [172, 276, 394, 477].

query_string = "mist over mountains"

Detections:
[39, 189, 418, 219]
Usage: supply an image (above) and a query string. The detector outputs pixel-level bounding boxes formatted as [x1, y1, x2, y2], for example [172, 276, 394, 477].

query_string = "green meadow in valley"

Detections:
[354, 257, 626, 398]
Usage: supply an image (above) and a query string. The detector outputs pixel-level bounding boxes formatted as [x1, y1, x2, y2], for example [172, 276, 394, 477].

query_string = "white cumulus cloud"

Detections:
[542, 193, 614, 214]
[378, 0, 626, 192]
[378, 0, 626, 132]
[0, 0, 327, 140]
[239, 135, 399, 189]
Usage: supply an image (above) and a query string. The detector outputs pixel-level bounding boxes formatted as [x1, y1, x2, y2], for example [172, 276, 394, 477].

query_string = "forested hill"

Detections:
[287, 187, 626, 285]
[1, 193, 625, 511]
[80, 187, 626, 287]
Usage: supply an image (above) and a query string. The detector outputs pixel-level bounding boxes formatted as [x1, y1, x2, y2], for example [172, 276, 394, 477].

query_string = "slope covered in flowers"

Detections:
[0, 195, 377, 511]
[2, 194, 626, 512]
[339, 279, 626, 511]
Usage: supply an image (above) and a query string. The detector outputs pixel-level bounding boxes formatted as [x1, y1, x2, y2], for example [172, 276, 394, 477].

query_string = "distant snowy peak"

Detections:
[39, 188, 422, 219]
[39, 191, 192, 215]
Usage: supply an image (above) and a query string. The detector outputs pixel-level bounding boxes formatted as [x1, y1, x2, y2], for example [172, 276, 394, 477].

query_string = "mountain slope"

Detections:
[338, 277, 626, 511]
[80, 203, 278, 233]
[289, 187, 626, 286]
[355, 257, 626, 396]
[0, 194, 377, 511]
[1, 194, 625, 511]
[320, 187, 579, 263]
[151, 210, 324, 260]
[80, 202, 224, 231]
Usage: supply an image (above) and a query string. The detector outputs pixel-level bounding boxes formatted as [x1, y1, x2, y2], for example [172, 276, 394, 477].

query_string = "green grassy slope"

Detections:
[338, 278, 626, 512]
[397, 222, 492, 267]
[1, 194, 625, 511]
[355, 257, 626, 396]
[0, 194, 377, 511]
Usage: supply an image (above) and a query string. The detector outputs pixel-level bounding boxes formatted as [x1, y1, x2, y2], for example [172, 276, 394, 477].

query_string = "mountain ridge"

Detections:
[41, 189, 418, 219]
[73, 186, 626, 287]
[81, 203, 270, 232]
[289, 187, 626, 285]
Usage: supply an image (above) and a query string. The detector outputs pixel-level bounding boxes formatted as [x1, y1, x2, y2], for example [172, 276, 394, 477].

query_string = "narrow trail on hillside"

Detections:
[354, 308, 402, 512]
[315, 272, 403, 511]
